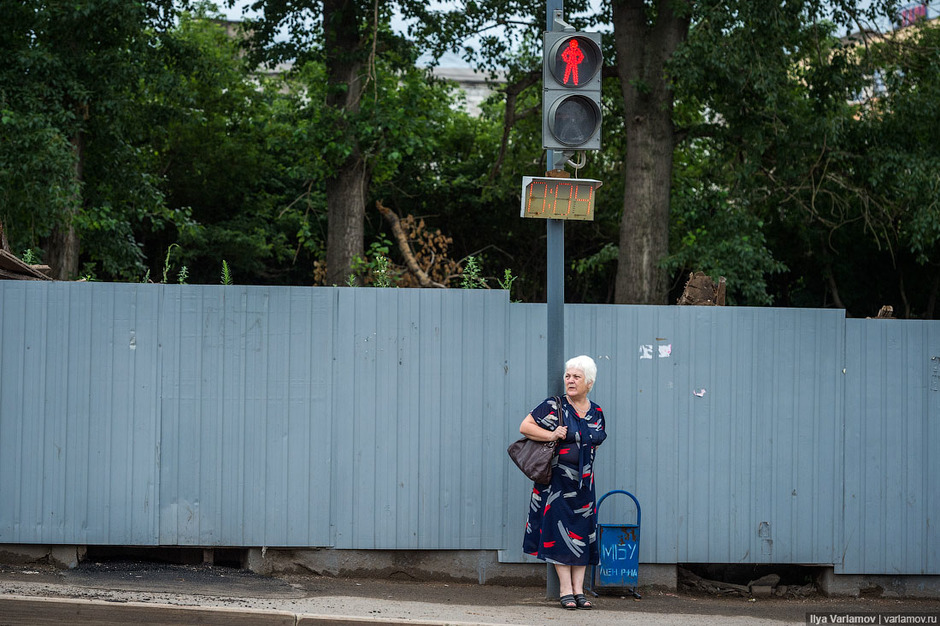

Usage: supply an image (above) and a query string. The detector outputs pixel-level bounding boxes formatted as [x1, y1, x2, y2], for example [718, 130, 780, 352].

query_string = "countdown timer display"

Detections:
[520, 176, 602, 221]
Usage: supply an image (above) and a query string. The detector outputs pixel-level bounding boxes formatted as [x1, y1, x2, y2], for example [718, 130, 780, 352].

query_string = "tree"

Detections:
[133, 6, 305, 285]
[610, 0, 690, 304]
[0, 0, 183, 279]
[842, 20, 940, 316]
[408, 0, 904, 305]
[669, 4, 938, 316]
[232, 1, 383, 285]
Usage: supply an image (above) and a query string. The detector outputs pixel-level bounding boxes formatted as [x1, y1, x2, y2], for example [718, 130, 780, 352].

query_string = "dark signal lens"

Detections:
[550, 96, 601, 146]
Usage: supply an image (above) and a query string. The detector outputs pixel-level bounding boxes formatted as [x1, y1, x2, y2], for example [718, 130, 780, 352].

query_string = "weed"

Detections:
[373, 255, 393, 288]
[460, 256, 488, 289]
[221, 260, 233, 285]
[497, 268, 517, 297]
[162, 244, 180, 284]
[346, 237, 398, 287]
[21, 249, 39, 265]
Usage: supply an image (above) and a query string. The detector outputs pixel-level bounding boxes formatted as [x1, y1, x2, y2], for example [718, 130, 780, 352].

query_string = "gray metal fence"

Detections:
[1, 282, 936, 575]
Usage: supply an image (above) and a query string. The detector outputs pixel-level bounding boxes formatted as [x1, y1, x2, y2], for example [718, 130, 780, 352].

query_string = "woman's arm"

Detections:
[586, 413, 607, 446]
[519, 414, 567, 442]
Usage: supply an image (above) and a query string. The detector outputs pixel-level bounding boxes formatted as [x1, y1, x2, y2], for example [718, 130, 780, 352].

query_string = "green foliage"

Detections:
[372, 256, 394, 288]
[2, 0, 935, 318]
[497, 268, 517, 296]
[571, 243, 618, 302]
[0, 0, 184, 277]
[221, 260, 233, 285]
[162, 244, 181, 284]
[664, 0, 937, 315]
[136, 6, 306, 285]
[20, 249, 40, 265]
[460, 256, 488, 289]
[666, 191, 785, 306]
[347, 237, 398, 287]
[850, 22, 940, 265]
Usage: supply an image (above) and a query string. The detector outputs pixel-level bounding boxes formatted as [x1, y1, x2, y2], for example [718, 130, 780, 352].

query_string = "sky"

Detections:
[214, 0, 937, 67]
[217, 1, 469, 66]
[214, 0, 606, 69]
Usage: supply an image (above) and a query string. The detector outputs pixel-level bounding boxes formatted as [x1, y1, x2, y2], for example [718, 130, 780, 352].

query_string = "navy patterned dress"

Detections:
[523, 396, 607, 565]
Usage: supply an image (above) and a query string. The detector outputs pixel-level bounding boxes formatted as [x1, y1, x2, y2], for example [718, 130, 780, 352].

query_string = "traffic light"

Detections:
[542, 31, 602, 151]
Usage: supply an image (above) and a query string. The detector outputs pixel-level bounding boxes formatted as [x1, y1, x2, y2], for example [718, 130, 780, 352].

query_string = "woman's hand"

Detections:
[521, 413, 569, 442]
[520, 413, 566, 442]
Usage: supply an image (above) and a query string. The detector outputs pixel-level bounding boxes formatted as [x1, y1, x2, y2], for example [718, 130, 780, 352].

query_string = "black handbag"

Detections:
[507, 396, 562, 484]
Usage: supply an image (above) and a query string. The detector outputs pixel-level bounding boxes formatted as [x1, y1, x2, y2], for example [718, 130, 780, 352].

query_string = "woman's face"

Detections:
[564, 367, 592, 398]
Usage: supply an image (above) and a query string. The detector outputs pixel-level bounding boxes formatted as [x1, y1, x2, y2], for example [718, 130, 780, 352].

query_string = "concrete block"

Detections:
[817, 567, 940, 599]
[750, 585, 774, 597]
[246, 548, 268, 574]
[0, 544, 51, 565]
[0, 544, 85, 569]
[249, 549, 545, 585]
[639, 564, 677, 590]
[245, 549, 679, 590]
[48, 546, 82, 569]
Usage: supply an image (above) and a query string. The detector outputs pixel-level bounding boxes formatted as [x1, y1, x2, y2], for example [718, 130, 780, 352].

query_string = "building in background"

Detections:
[430, 67, 506, 116]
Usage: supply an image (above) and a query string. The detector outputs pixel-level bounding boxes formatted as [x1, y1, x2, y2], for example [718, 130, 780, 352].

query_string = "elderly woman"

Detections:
[520, 355, 607, 610]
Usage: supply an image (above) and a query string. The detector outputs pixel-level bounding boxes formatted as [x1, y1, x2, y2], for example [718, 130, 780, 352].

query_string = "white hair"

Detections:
[565, 355, 597, 386]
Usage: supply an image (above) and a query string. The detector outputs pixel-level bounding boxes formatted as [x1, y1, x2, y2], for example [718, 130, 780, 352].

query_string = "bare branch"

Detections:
[376, 201, 446, 288]
[488, 69, 540, 180]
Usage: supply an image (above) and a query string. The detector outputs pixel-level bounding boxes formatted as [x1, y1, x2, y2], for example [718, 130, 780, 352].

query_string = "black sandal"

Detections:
[559, 594, 577, 610]
[574, 593, 593, 609]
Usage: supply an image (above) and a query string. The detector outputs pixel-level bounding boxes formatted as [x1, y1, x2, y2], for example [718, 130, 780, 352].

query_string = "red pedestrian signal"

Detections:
[543, 32, 602, 151]
[561, 40, 584, 85]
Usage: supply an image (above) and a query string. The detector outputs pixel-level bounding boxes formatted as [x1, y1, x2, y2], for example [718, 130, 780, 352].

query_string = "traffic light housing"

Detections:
[542, 31, 602, 151]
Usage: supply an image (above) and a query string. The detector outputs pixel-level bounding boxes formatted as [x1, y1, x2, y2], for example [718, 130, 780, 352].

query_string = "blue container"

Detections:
[593, 490, 641, 597]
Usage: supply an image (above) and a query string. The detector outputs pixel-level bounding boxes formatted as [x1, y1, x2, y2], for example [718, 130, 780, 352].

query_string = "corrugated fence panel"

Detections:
[680, 307, 843, 565]
[88, 284, 162, 545]
[502, 305, 845, 565]
[1, 283, 44, 543]
[0, 283, 161, 545]
[1, 283, 39, 542]
[500, 303, 549, 564]
[2, 281, 937, 573]
[559, 304, 683, 565]
[414, 290, 448, 548]
[330, 288, 511, 550]
[841, 319, 940, 575]
[157, 286, 334, 547]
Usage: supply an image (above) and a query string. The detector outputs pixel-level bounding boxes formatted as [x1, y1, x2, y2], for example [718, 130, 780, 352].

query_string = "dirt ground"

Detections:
[1, 560, 938, 625]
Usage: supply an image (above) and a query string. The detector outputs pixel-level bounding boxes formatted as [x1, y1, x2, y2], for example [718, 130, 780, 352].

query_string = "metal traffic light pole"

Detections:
[536, 0, 602, 601]
[545, 0, 564, 601]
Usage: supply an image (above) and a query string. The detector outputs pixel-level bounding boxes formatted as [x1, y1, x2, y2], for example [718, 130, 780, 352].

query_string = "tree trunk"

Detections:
[323, 0, 369, 286]
[926, 271, 939, 319]
[45, 122, 85, 280]
[612, 0, 690, 304]
[0, 219, 10, 253]
[325, 153, 369, 285]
